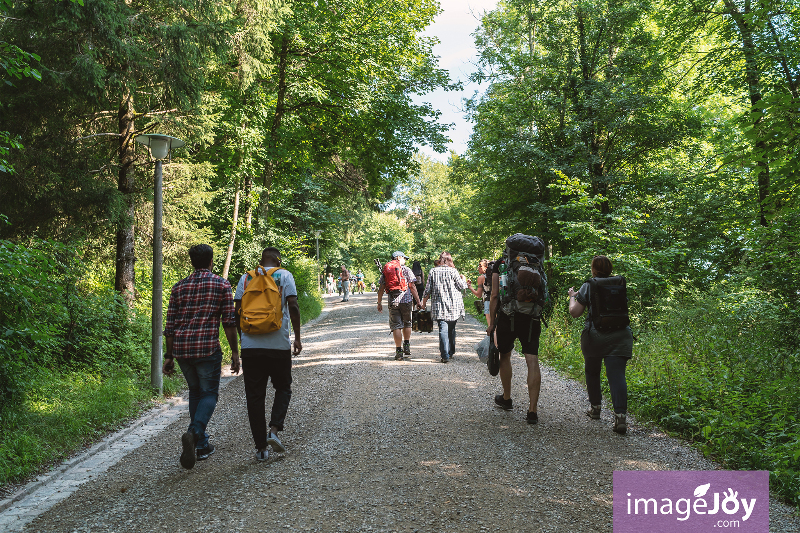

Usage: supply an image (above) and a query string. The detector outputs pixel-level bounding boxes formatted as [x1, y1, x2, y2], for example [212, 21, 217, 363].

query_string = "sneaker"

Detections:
[403, 341, 410, 356]
[395, 347, 404, 361]
[267, 431, 286, 453]
[587, 404, 601, 420]
[440, 357, 449, 363]
[526, 411, 538, 424]
[494, 394, 512, 411]
[613, 413, 627, 435]
[196, 443, 215, 460]
[255, 448, 269, 462]
[180, 430, 198, 469]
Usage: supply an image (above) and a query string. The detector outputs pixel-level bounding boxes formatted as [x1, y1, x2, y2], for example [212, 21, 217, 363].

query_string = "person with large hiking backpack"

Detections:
[568, 255, 633, 435]
[234, 247, 302, 461]
[377, 251, 423, 360]
[487, 234, 548, 424]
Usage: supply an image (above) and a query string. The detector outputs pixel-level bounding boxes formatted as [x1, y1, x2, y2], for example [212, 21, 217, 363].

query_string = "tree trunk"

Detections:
[244, 174, 253, 229]
[725, 0, 770, 226]
[259, 32, 291, 221]
[115, 92, 136, 306]
[222, 180, 241, 280]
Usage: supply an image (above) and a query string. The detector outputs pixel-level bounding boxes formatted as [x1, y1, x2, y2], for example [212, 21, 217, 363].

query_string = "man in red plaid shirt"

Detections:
[163, 244, 240, 469]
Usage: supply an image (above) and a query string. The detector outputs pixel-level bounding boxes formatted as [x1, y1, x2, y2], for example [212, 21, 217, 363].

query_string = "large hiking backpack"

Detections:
[499, 234, 548, 320]
[382, 259, 409, 308]
[239, 267, 283, 335]
[587, 276, 630, 331]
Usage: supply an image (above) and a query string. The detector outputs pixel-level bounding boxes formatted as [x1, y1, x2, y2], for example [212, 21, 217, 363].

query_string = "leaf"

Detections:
[694, 483, 711, 498]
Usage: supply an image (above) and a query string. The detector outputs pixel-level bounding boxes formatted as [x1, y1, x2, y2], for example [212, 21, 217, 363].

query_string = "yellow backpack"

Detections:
[239, 267, 283, 335]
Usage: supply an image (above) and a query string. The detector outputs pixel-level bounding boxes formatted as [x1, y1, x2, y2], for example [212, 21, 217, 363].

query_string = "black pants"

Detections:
[584, 354, 628, 414]
[242, 349, 292, 449]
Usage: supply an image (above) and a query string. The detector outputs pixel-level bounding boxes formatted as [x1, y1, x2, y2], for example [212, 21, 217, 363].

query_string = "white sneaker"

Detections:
[255, 448, 269, 461]
[267, 431, 286, 453]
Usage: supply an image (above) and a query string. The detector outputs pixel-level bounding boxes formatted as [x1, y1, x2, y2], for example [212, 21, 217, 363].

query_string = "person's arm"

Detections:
[567, 286, 586, 318]
[162, 290, 177, 376]
[487, 272, 499, 336]
[376, 280, 386, 312]
[224, 324, 240, 374]
[163, 336, 175, 376]
[287, 295, 302, 355]
[409, 283, 422, 308]
[468, 274, 484, 298]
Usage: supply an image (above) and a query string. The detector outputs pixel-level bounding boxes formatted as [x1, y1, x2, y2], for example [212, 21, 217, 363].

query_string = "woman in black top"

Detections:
[567, 255, 633, 435]
[411, 260, 425, 299]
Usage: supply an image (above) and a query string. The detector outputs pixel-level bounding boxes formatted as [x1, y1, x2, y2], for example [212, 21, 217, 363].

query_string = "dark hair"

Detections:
[260, 247, 281, 265]
[438, 251, 455, 268]
[411, 260, 423, 276]
[591, 255, 613, 278]
[189, 244, 214, 269]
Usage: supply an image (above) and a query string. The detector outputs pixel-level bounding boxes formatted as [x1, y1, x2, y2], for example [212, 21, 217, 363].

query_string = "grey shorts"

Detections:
[389, 302, 413, 331]
[483, 300, 490, 314]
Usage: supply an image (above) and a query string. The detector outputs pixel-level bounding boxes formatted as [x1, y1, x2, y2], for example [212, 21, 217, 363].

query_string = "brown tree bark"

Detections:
[221, 180, 241, 280]
[115, 92, 136, 306]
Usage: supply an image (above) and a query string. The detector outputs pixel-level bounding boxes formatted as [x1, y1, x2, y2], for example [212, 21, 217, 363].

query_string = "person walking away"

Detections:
[487, 234, 548, 424]
[411, 260, 425, 300]
[377, 251, 423, 360]
[421, 252, 467, 363]
[467, 259, 491, 323]
[234, 247, 303, 461]
[162, 244, 240, 469]
[567, 255, 633, 435]
[358, 270, 365, 294]
[340, 265, 351, 301]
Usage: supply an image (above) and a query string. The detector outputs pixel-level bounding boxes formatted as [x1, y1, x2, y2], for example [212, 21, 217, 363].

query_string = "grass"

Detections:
[0, 368, 155, 485]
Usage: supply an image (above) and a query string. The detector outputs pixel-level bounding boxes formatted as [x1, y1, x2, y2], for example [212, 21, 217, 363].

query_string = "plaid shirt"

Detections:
[163, 269, 236, 359]
[423, 266, 467, 321]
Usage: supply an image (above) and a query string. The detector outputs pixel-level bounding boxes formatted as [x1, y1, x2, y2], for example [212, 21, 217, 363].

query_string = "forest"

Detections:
[1, 0, 799, 507]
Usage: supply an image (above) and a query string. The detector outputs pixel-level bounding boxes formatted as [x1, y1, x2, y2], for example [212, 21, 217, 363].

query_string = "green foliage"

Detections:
[0, 368, 151, 486]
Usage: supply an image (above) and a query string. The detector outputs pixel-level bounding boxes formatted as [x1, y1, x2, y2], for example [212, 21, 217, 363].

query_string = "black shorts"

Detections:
[495, 311, 541, 355]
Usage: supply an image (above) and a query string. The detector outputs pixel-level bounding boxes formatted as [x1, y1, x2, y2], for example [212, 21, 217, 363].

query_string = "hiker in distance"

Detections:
[467, 259, 491, 323]
[421, 251, 468, 363]
[162, 244, 240, 469]
[235, 247, 302, 461]
[377, 251, 423, 360]
[567, 255, 633, 435]
[487, 234, 548, 424]
[340, 265, 351, 302]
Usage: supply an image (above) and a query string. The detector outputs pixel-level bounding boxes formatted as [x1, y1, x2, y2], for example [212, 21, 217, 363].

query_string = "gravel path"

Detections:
[2, 292, 799, 532]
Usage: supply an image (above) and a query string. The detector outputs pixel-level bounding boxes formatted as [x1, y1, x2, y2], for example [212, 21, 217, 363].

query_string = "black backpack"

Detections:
[587, 276, 630, 331]
[499, 234, 548, 320]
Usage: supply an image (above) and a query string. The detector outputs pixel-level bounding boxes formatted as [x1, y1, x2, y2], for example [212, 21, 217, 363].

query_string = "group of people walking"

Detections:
[162, 236, 634, 470]
[325, 268, 366, 300]
[375, 237, 632, 434]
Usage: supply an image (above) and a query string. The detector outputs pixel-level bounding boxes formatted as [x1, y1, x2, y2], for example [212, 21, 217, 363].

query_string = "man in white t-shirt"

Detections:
[234, 247, 302, 461]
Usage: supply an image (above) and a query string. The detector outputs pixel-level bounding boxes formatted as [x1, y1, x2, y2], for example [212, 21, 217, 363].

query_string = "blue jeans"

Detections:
[177, 349, 222, 448]
[437, 320, 457, 360]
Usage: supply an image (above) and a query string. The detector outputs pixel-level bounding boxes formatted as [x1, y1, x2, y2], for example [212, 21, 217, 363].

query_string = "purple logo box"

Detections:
[613, 470, 769, 532]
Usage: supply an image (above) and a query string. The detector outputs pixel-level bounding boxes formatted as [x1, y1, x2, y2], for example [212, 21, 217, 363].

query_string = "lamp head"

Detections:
[134, 134, 185, 160]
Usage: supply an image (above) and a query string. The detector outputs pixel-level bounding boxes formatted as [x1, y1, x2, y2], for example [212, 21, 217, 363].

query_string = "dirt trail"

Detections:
[3, 292, 798, 532]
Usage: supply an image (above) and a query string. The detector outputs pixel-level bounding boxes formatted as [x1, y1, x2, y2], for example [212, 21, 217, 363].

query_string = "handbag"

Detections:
[473, 299, 484, 314]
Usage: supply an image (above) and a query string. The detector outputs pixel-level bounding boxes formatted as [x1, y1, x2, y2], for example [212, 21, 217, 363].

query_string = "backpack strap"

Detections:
[243, 267, 283, 289]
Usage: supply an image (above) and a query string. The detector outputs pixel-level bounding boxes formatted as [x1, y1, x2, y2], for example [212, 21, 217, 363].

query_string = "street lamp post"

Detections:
[133, 134, 185, 394]
[313, 230, 322, 292]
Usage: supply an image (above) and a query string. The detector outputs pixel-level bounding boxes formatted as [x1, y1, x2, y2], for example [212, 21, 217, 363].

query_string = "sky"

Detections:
[413, 0, 499, 161]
